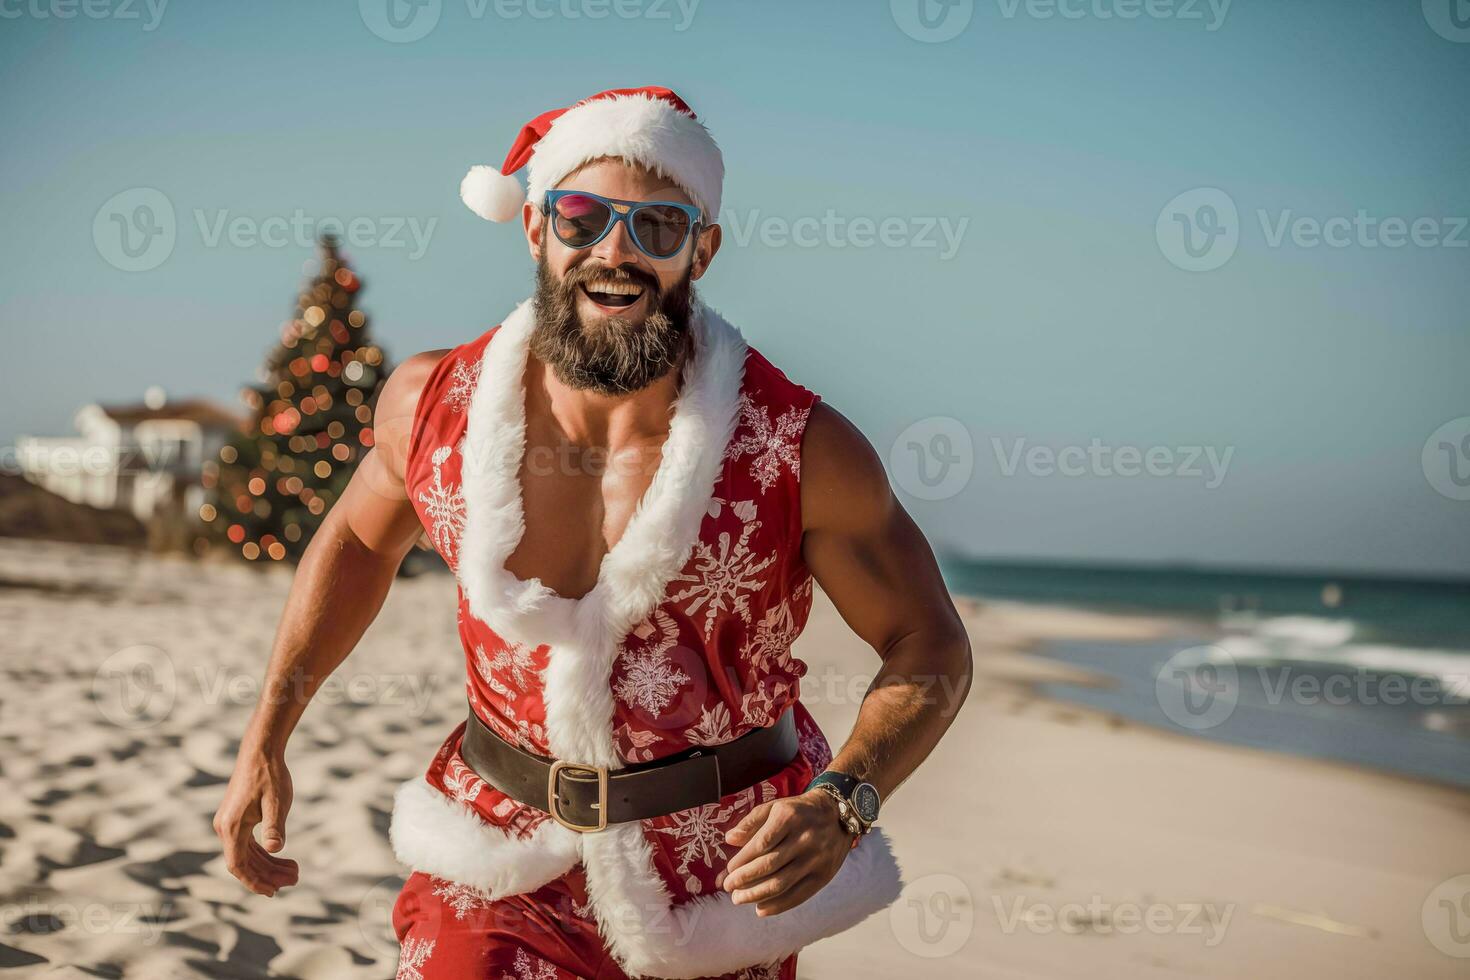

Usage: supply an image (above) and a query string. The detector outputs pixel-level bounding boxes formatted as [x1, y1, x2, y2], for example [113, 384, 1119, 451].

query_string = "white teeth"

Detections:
[585, 280, 643, 296]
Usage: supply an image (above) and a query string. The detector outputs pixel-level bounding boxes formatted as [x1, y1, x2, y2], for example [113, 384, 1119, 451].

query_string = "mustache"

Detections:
[561, 261, 661, 295]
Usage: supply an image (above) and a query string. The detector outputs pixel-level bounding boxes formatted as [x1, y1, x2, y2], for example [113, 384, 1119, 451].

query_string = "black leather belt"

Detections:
[460, 704, 799, 832]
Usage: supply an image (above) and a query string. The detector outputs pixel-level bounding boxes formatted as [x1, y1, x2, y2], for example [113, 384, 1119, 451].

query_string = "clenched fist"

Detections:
[718, 789, 857, 916]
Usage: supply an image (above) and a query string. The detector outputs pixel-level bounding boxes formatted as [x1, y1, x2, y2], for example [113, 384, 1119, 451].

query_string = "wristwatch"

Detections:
[805, 770, 881, 839]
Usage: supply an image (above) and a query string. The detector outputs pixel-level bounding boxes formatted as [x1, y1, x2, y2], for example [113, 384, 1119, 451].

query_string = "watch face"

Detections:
[851, 783, 881, 824]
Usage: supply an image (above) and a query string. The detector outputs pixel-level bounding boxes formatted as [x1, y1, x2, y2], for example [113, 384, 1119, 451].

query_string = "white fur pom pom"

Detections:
[460, 165, 525, 222]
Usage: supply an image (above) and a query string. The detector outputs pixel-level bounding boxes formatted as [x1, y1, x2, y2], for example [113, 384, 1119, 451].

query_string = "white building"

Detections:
[16, 387, 242, 525]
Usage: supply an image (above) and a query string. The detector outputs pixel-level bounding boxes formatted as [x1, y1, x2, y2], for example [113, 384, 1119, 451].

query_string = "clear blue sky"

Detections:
[2, 0, 1467, 577]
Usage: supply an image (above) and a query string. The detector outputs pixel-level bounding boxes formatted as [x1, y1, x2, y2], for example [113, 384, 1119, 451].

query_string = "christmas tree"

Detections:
[200, 237, 389, 563]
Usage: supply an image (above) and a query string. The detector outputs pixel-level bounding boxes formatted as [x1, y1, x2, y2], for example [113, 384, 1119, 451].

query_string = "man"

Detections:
[215, 86, 972, 979]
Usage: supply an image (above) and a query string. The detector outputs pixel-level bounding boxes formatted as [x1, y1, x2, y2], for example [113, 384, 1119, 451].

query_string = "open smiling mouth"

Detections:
[580, 280, 646, 310]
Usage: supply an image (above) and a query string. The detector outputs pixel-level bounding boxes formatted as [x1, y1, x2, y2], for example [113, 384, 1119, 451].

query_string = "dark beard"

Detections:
[530, 247, 695, 395]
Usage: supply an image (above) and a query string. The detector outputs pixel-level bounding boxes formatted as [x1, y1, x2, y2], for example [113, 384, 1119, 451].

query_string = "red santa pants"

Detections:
[392, 865, 797, 980]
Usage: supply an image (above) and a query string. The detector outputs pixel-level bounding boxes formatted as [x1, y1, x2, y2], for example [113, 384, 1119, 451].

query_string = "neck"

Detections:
[527, 330, 693, 449]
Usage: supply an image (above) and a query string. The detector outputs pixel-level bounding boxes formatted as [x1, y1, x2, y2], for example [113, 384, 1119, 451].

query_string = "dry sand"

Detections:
[1, 538, 1466, 978]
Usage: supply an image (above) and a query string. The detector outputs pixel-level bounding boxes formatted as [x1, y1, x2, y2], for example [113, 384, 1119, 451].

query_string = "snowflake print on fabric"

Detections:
[739, 675, 791, 729]
[442, 355, 482, 414]
[616, 720, 662, 763]
[740, 583, 808, 674]
[442, 755, 484, 806]
[690, 703, 733, 745]
[652, 783, 778, 893]
[500, 948, 560, 980]
[475, 641, 538, 696]
[430, 877, 493, 921]
[671, 499, 775, 641]
[614, 610, 690, 715]
[472, 643, 547, 750]
[418, 443, 466, 567]
[724, 393, 808, 494]
[396, 937, 435, 980]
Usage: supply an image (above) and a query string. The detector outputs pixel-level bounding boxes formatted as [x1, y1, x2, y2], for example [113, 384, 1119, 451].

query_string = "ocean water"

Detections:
[942, 559, 1470, 788]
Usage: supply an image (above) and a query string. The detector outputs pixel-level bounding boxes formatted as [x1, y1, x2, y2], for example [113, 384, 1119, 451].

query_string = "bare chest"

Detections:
[503, 412, 668, 601]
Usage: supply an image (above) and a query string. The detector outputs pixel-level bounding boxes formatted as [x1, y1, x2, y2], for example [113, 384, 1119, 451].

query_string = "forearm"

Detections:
[239, 513, 402, 758]
[823, 625, 972, 801]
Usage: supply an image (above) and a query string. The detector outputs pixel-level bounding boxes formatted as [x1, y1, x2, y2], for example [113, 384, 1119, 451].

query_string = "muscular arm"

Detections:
[214, 348, 446, 896]
[721, 401, 973, 914]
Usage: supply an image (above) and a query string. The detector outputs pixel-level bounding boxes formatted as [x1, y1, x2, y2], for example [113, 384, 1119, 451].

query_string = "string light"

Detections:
[204, 237, 387, 563]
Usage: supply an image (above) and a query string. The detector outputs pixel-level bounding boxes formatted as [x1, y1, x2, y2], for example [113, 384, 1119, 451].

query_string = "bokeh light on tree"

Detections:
[200, 237, 388, 562]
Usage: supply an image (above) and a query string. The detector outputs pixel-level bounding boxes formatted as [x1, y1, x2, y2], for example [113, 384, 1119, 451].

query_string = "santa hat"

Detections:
[459, 86, 724, 224]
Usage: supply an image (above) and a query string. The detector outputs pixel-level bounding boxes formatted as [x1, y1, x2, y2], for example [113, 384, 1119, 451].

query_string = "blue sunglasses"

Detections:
[542, 190, 703, 260]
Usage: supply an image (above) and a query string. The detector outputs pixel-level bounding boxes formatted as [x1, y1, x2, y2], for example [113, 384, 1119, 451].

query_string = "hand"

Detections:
[213, 749, 300, 896]
[718, 789, 857, 917]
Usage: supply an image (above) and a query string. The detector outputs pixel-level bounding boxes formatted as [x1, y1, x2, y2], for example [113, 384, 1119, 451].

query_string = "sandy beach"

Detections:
[1, 537, 1466, 978]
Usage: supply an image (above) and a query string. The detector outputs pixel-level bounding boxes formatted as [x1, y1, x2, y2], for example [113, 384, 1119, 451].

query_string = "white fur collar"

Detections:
[456, 295, 749, 655]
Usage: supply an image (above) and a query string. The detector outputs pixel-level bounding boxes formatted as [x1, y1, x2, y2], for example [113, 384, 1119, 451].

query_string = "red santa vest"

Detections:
[391, 296, 901, 978]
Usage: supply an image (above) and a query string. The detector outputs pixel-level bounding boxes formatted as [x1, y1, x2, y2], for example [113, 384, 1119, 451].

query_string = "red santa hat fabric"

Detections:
[459, 86, 723, 224]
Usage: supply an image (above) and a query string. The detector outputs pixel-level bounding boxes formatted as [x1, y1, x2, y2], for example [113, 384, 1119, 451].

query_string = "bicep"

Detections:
[800, 404, 959, 657]
[331, 348, 447, 560]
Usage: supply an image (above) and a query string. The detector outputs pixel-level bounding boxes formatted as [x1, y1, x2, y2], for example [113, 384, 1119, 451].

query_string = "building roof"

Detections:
[94, 398, 243, 429]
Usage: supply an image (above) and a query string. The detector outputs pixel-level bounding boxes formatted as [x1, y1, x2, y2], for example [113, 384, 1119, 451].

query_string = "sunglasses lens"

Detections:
[632, 205, 692, 258]
[552, 194, 612, 248]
